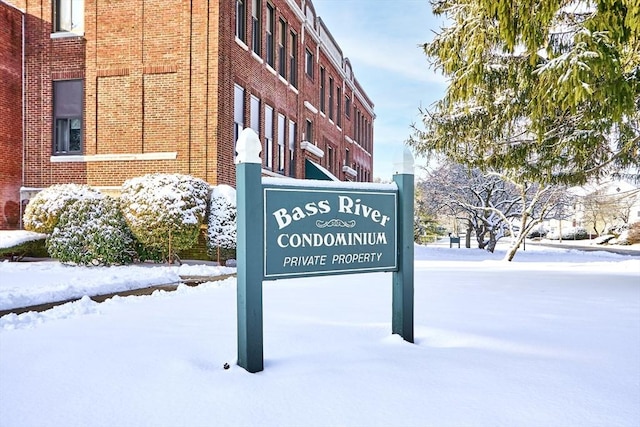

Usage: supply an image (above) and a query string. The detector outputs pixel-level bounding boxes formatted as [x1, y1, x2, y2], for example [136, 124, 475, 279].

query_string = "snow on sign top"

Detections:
[393, 146, 415, 176]
[262, 177, 398, 191]
[235, 128, 261, 164]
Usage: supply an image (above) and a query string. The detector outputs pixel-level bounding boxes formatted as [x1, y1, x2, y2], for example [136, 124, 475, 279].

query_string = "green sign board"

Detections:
[234, 128, 414, 373]
[263, 185, 397, 279]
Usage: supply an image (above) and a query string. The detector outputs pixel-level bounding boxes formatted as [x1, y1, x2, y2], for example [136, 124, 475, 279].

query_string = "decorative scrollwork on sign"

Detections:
[316, 219, 356, 228]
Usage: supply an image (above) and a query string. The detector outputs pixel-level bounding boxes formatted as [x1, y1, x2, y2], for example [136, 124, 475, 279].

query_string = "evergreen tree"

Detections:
[414, 183, 445, 244]
[410, 0, 639, 185]
[206, 185, 237, 263]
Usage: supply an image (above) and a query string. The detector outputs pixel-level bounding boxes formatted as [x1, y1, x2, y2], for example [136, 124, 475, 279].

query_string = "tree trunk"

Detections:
[486, 230, 497, 253]
[504, 232, 526, 261]
[477, 227, 487, 249]
[505, 243, 518, 261]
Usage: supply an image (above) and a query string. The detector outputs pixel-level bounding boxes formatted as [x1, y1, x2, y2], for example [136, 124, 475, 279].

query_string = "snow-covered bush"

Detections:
[120, 174, 210, 263]
[526, 226, 547, 239]
[546, 227, 588, 240]
[627, 222, 640, 245]
[0, 230, 48, 261]
[46, 197, 137, 266]
[23, 184, 104, 234]
[207, 184, 237, 262]
[592, 234, 615, 245]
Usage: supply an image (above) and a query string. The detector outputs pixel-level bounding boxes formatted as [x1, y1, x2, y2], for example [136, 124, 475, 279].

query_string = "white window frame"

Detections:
[265, 104, 274, 169]
[54, 0, 84, 35]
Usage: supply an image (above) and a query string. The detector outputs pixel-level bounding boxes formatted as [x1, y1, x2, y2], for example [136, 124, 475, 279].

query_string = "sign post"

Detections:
[235, 129, 264, 373]
[235, 128, 415, 373]
[392, 147, 414, 343]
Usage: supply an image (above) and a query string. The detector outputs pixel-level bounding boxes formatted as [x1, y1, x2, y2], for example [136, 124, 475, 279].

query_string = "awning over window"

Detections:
[305, 159, 339, 181]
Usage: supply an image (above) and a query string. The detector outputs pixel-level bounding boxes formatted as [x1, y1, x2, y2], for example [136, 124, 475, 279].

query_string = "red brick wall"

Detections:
[19, 0, 375, 200]
[228, 0, 375, 183]
[0, 1, 23, 229]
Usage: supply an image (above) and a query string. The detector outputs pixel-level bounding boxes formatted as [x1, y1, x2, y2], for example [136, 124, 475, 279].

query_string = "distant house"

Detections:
[545, 180, 640, 237]
[0, 0, 375, 230]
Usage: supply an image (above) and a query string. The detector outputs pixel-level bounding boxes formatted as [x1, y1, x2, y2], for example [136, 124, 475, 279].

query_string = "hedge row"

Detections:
[22, 174, 237, 266]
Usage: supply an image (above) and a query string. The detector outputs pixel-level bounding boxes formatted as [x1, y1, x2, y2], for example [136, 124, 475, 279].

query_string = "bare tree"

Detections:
[417, 161, 569, 260]
[582, 187, 640, 234]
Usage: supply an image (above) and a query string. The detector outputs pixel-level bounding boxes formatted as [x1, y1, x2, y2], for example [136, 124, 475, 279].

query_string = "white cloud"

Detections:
[341, 35, 446, 85]
[311, 0, 448, 180]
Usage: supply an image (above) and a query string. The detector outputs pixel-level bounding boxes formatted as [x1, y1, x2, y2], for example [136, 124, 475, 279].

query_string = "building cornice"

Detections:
[301, 141, 324, 158]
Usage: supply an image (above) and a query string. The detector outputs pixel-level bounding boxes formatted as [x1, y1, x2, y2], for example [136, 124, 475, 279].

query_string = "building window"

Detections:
[289, 30, 298, 88]
[336, 87, 342, 127]
[319, 67, 325, 113]
[305, 119, 313, 143]
[328, 77, 334, 121]
[277, 113, 286, 173]
[53, 80, 83, 154]
[251, 0, 261, 55]
[288, 120, 296, 177]
[265, 104, 274, 169]
[250, 95, 260, 135]
[278, 18, 287, 78]
[364, 120, 369, 151]
[235, 0, 246, 42]
[327, 145, 334, 174]
[234, 84, 245, 145]
[266, 3, 275, 67]
[53, 0, 84, 34]
[345, 148, 350, 167]
[345, 95, 351, 118]
[305, 48, 314, 78]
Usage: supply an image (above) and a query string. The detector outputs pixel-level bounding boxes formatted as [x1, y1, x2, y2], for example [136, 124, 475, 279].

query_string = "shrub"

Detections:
[23, 184, 103, 234]
[0, 231, 48, 261]
[207, 184, 237, 262]
[547, 227, 588, 240]
[120, 174, 210, 263]
[625, 222, 640, 245]
[46, 197, 138, 266]
[526, 228, 546, 239]
[564, 227, 588, 240]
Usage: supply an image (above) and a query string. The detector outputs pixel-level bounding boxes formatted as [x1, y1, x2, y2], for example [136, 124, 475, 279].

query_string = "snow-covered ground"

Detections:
[1, 234, 639, 427]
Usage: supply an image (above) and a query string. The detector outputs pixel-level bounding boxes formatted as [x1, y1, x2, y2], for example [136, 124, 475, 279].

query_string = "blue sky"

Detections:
[311, 0, 447, 180]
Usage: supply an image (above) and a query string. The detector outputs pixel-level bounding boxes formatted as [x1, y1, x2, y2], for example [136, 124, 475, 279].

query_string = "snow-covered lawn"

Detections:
[1, 239, 639, 427]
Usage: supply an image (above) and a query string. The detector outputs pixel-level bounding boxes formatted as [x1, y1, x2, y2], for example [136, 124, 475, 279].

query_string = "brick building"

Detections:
[0, 0, 375, 230]
[0, 1, 23, 229]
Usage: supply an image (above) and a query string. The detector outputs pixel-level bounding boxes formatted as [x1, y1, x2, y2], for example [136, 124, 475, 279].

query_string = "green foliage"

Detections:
[414, 217, 445, 245]
[46, 197, 138, 266]
[412, 0, 640, 185]
[23, 184, 104, 234]
[414, 184, 445, 244]
[132, 241, 165, 263]
[120, 174, 210, 263]
[0, 237, 48, 261]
